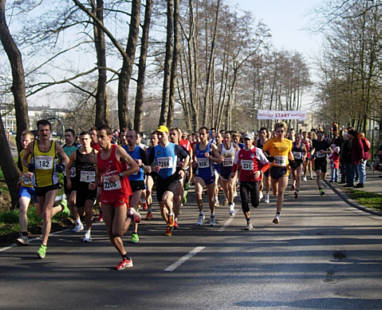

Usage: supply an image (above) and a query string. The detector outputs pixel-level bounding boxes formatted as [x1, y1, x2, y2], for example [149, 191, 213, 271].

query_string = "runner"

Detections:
[63, 129, 81, 232]
[290, 133, 307, 199]
[148, 125, 189, 236]
[263, 122, 294, 224]
[193, 127, 221, 226]
[16, 131, 36, 246]
[66, 131, 98, 242]
[311, 131, 331, 196]
[231, 133, 269, 230]
[213, 131, 223, 207]
[96, 125, 139, 270]
[145, 132, 159, 220]
[89, 127, 102, 222]
[169, 127, 190, 229]
[179, 130, 193, 206]
[22, 119, 70, 258]
[257, 127, 271, 203]
[219, 132, 240, 216]
[123, 129, 149, 243]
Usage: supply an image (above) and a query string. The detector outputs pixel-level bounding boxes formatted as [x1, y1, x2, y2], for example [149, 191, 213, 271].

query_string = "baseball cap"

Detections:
[156, 125, 169, 134]
[243, 133, 253, 140]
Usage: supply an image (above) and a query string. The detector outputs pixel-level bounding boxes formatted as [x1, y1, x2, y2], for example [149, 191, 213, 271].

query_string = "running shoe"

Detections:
[98, 213, 104, 222]
[168, 214, 175, 227]
[196, 213, 205, 226]
[273, 215, 280, 224]
[129, 208, 142, 223]
[37, 244, 47, 259]
[142, 202, 148, 211]
[303, 176, 307, 182]
[264, 194, 270, 204]
[60, 199, 71, 217]
[215, 197, 220, 207]
[182, 191, 188, 205]
[131, 233, 139, 244]
[165, 226, 173, 236]
[72, 222, 84, 233]
[82, 233, 92, 243]
[174, 218, 179, 230]
[319, 189, 325, 196]
[259, 191, 264, 201]
[229, 203, 235, 216]
[16, 234, 29, 246]
[209, 214, 216, 226]
[246, 222, 254, 231]
[114, 258, 133, 270]
[294, 191, 298, 199]
[145, 211, 153, 220]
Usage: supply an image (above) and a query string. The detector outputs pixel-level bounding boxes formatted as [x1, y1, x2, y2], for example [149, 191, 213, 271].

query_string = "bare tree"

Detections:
[159, 0, 174, 126]
[134, 0, 153, 132]
[0, 0, 29, 151]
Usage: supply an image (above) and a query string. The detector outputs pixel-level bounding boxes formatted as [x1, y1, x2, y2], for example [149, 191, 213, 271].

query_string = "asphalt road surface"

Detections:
[1, 179, 381, 310]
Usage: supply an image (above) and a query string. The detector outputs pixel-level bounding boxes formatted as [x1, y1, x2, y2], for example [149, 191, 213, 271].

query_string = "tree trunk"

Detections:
[159, 0, 174, 126]
[92, 0, 109, 128]
[167, 0, 180, 128]
[202, 0, 220, 126]
[134, 0, 152, 132]
[0, 0, 29, 152]
[118, 0, 141, 130]
[0, 115, 19, 208]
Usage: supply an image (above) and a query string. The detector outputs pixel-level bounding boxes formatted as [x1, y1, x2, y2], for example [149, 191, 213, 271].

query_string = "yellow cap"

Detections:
[156, 125, 169, 134]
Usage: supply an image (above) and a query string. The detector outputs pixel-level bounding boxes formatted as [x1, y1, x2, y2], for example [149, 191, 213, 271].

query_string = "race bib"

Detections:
[157, 157, 172, 169]
[274, 155, 287, 166]
[293, 152, 302, 160]
[241, 160, 254, 171]
[316, 151, 326, 158]
[80, 170, 96, 183]
[35, 156, 53, 170]
[103, 176, 121, 191]
[197, 157, 210, 168]
[70, 167, 76, 178]
[223, 157, 234, 167]
[22, 175, 33, 185]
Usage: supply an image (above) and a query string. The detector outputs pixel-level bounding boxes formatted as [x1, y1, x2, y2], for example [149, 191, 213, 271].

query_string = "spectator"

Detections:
[349, 130, 366, 188]
[340, 133, 353, 187]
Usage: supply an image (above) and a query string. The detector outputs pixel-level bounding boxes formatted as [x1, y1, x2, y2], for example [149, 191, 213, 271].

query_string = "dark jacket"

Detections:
[340, 140, 352, 164]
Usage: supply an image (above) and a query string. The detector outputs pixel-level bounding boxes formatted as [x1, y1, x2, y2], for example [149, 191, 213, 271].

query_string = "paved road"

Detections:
[1, 179, 381, 310]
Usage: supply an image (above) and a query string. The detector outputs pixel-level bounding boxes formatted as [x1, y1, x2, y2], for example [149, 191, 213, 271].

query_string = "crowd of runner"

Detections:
[15, 119, 372, 270]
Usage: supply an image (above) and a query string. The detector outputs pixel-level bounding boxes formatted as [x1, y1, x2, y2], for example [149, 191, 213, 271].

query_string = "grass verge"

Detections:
[347, 189, 382, 212]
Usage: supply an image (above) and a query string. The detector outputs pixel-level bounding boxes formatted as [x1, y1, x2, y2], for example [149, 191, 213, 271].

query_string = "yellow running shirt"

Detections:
[33, 140, 59, 188]
[20, 149, 34, 188]
[263, 138, 292, 168]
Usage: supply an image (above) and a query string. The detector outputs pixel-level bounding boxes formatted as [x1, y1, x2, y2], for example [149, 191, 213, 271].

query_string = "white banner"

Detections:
[257, 110, 306, 120]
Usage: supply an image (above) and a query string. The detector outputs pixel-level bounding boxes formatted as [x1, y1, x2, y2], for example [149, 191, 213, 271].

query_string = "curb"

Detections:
[325, 180, 382, 216]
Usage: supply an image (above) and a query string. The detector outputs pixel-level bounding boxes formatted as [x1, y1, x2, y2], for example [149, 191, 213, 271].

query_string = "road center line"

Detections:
[164, 246, 206, 272]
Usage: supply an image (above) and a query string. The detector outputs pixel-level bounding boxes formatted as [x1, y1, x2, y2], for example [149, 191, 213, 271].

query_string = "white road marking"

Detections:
[218, 216, 234, 232]
[164, 246, 206, 272]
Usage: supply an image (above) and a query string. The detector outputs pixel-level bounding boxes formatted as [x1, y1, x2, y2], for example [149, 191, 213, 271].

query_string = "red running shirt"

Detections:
[97, 144, 132, 206]
[232, 147, 269, 182]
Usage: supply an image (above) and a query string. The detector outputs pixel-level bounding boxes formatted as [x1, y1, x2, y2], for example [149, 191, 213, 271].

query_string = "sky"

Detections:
[234, 0, 324, 79]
